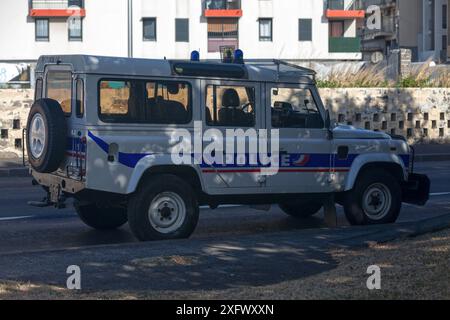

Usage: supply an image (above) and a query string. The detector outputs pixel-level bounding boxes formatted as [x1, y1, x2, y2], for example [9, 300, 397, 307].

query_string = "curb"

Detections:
[335, 213, 450, 248]
[0, 167, 30, 178]
[415, 153, 450, 162]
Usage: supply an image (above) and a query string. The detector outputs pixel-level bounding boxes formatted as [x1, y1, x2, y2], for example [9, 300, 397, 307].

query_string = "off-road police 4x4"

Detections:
[26, 54, 430, 241]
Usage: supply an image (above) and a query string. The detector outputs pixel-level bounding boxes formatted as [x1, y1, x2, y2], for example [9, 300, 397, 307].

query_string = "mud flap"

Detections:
[403, 173, 430, 206]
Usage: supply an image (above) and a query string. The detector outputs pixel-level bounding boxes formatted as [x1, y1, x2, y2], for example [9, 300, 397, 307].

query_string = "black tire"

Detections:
[127, 174, 199, 241]
[74, 200, 128, 230]
[279, 201, 323, 218]
[343, 169, 402, 226]
[26, 99, 67, 173]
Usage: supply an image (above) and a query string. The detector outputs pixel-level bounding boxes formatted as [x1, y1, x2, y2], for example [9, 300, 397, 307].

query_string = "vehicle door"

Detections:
[265, 83, 334, 193]
[200, 79, 264, 193]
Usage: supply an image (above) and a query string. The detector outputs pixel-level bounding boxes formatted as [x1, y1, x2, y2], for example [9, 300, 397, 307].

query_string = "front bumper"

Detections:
[403, 173, 430, 206]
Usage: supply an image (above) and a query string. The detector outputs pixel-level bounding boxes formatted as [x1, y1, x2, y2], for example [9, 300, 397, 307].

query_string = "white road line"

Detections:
[0, 216, 34, 222]
[430, 192, 450, 197]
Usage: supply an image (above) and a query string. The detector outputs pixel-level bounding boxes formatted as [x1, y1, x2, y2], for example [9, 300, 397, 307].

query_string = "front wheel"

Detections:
[74, 201, 128, 230]
[127, 174, 199, 241]
[343, 169, 402, 225]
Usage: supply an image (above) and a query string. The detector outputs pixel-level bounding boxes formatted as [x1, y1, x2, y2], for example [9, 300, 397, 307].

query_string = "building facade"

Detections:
[360, 0, 450, 63]
[0, 0, 365, 85]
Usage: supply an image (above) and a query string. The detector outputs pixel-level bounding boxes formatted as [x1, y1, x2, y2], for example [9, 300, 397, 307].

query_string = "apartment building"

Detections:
[360, 0, 450, 63]
[0, 0, 365, 85]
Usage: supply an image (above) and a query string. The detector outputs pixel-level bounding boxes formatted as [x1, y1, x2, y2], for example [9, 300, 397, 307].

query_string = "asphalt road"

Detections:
[0, 161, 449, 294]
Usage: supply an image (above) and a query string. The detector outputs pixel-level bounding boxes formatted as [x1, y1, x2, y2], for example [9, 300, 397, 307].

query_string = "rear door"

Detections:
[200, 79, 264, 193]
[43, 65, 86, 180]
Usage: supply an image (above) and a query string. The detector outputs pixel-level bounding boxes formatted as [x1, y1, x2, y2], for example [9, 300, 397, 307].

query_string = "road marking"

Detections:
[0, 216, 34, 222]
[430, 192, 450, 197]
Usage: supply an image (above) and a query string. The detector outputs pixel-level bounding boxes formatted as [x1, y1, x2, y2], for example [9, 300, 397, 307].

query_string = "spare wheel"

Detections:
[26, 98, 67, 173]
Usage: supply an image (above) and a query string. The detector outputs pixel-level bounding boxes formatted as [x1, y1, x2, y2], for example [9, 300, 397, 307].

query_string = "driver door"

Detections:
[265, 83, 334, 194]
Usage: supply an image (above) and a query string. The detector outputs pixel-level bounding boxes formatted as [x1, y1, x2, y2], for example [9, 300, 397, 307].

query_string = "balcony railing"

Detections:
[204, 0, 242, 17]
[327, 0, 360, 10]
[205, 0, 241, 10]
[30, 0, 84, 10]
[325, 0, 365, 19]
[29, 0, 85, 17]
[329, 37, 361, 53]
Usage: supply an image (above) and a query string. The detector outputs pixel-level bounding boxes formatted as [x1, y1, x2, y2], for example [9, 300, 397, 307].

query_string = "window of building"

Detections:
[76, 79, 84, 118]
[329, 21, 344, 37]
[443, 35, 448, 51]
[205, 85, 255, 127]
[46, 71, 72, 115]
[175, 18, 189, 42]
[35, 19, 49, 42]
[298, 19, 312, 41]
[15, 139, 22, 150]
[207, 18, 239, 52]
[99, 79, 191, 124]
[443, 5, 448, 29]
[13, 119, 20, 130]
[143, 18, 157, 41]
[1, 129, 8, 139]
[259, 18, 272, 42]
[271, 87, 324, 129]
[68, 18, 82, 41]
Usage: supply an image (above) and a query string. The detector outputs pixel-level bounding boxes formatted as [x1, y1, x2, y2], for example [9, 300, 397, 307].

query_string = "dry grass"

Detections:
[317, 61, 450, 88]
[1, 229, 450, 300]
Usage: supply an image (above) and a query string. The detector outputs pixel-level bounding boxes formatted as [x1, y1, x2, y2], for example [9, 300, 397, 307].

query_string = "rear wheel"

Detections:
[127, 174, 199, 241]
[74, 200, 128, 230]
[343, 169, 402, 225]
[279, 201, 323, 219]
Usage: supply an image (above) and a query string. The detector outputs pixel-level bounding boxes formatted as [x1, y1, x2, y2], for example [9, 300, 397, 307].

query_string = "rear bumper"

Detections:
[402, 173, 430, 206]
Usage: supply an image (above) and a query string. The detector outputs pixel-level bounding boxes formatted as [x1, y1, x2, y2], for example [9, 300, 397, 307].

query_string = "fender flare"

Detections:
[344, 153, 408, 192]
[126, 154, 205, 194]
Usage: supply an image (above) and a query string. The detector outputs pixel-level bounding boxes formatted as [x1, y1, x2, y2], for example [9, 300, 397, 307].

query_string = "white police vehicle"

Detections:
[26, 53, 430, 241]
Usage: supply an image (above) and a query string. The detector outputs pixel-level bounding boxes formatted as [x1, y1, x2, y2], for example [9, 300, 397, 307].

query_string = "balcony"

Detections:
[204, 0, 242, 18]
[326, 0, 365, 19]
[29, 0, 85, 18]
[329, 37, 361, 53]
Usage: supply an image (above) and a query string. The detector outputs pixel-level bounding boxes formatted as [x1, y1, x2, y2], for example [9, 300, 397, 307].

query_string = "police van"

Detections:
[26, 53, 430, 241]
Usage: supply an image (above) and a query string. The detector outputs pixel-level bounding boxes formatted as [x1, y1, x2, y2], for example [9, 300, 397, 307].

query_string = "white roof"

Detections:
[36, 55, 316, 84]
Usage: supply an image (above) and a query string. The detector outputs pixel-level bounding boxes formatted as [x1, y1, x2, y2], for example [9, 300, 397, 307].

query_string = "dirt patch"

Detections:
[1, 229, 450, 300]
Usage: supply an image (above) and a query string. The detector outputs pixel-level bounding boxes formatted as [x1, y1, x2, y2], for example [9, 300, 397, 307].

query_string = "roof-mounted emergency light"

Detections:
[190, 50, 200, 62]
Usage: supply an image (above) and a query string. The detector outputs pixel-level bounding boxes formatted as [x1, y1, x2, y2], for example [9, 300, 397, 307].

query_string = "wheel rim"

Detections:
[148, 192, 186, 234]
[362, 183, 392, 220]
[29, 113, 46, 159]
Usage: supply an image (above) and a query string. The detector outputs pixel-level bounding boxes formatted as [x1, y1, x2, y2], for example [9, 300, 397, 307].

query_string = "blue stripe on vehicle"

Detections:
[87, 131, 411, 171]
[88, 131, 152, 168]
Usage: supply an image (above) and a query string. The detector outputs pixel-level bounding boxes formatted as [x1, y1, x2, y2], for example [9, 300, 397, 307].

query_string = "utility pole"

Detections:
[128, 0, 133, 58]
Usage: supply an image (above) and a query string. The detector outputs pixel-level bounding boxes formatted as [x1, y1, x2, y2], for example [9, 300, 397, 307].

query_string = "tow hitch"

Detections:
[27, 179, 67, 209]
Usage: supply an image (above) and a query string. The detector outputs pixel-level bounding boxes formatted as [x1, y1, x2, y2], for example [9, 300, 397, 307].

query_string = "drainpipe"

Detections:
[128, 0, 133, 58]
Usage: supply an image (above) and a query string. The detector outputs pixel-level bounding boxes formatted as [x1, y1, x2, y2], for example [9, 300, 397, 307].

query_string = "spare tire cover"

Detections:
[26, 98, 67, 173]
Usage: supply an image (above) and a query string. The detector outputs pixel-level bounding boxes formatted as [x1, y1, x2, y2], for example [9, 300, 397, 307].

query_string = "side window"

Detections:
[206, 85, 255, 127]
[35, 78, 43, 101]
[271, 87, 324, 129]
[99, 79, 191, 124]
[75, 78, 84, 118]
[46, 70, 72, 115]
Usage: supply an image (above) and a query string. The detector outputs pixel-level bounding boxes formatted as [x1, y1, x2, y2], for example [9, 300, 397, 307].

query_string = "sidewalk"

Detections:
[1, 144, 450, 178]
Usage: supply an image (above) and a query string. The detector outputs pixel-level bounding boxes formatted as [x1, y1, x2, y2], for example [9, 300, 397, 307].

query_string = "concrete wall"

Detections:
[1, 87, 449, 158]
[321, 87, 450, 143]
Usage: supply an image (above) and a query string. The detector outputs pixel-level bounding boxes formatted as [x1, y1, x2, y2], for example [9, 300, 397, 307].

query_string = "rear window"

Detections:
[46, 70, 72, 115]
[99, 79, 192, 124]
